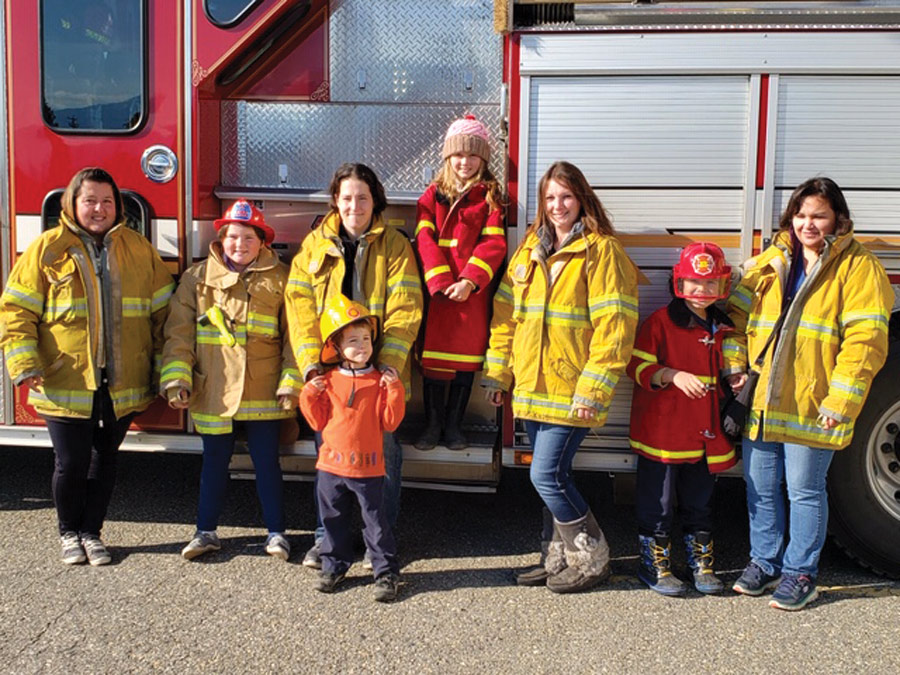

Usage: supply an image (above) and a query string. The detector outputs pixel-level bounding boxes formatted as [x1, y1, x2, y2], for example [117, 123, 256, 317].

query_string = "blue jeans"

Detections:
[525, 421, 589, 523]
[743, 438, 835, 578]
[197, 419, 285, 533]
[313, 431, 402, 541]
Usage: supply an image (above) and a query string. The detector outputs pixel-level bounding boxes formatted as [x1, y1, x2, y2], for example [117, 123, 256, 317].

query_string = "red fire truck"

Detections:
[2, 1, 899, 576]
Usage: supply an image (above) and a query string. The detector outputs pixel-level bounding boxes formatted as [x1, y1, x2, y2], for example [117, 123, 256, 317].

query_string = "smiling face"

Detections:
[793, 195, 837, 254]
[75, 180, 117, 237]
[543, 178, 581, 234]
[680, 277, 721, 312]
[336, 322, 374, 368]
[337, 177, 374, 238]
[220, 223, 263, 270]
[449, 153, 483, 185]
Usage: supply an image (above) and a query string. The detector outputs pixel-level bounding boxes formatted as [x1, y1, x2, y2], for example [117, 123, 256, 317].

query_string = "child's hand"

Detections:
[445, 279, 474, 302]
[484, 389, 503, 407]
[726, 373, 748, 393]
[380, 369, 398, 386]
[278, 394, 298, 410]
[305, 375, 326, 392]
[571, 404, 596, 420]
[672, 371, 708, 399]
[167, 386, 190, 409]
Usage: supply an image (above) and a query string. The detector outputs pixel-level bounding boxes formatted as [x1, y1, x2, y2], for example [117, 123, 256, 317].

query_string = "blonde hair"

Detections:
[434, 157, 503, 212]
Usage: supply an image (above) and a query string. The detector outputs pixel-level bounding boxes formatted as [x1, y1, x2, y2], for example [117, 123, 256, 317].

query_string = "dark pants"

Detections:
[197, 419, 284, 532]
[635, 455, 715, 537]
[316, 470, 398, 578]
[43, 384, 136, 537]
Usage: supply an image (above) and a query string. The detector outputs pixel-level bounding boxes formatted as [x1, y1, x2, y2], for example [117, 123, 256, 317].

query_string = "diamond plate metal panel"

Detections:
[222, 101, 502, 193]
[329, 0, 501, 103]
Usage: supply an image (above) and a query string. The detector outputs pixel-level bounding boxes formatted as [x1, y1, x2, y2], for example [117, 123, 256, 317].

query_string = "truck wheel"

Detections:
[829, 358, 900, 578]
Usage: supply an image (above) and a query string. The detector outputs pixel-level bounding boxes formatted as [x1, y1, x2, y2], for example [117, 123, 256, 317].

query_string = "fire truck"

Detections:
[2, 1, 899, 575]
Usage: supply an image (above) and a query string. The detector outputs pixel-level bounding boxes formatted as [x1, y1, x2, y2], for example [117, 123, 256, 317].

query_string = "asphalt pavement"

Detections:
[1, 444, 898, 674]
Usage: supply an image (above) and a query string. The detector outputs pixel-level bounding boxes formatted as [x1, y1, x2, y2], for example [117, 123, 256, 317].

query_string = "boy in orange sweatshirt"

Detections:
[299, 295, 405, 602]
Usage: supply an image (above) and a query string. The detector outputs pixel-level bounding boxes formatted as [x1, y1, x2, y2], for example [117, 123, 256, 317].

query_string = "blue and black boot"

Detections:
[684, 531, 724, 595]
[637, 534, 686, 597]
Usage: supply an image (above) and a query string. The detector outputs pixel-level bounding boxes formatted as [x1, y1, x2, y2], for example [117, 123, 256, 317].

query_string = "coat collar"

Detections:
[667, 297, 733, 330]
[42, 213, 126, 266]
[204, 240, 279, 289]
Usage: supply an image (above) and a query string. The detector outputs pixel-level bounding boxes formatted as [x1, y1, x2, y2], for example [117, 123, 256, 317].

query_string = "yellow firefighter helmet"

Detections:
[319, 294, 380, 365]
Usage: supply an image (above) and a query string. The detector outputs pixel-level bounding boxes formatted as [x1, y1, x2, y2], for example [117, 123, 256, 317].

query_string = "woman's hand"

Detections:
[572, 404, 596, 420]
[278, 394, 298, 411]
[672, 371, 708, 399]
[726, 373, 748, 394]
[20, 375, 43, 392]
[168, 387, 190, 409]
[817, 413, 840, 430]
[445, 279, 474, 303]
[380, 369, 398, 386]
[485, 389, 504, 407]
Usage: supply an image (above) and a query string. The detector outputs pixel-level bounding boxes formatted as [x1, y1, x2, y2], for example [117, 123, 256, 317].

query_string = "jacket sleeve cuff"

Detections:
[819, 400, 852, 424]
[572, 394, 604, 412]
[426, 272, 454, 295]
[479, 375, 509, 393]
[12, 369, 42, 386]
[634, 362, 664, 390]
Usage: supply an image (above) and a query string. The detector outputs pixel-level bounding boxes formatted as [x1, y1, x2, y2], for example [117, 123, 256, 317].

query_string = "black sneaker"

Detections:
[60, 531, 86, 565]
[769, 574, 819, 611]
[315, 571, 346, 594]
[733, 561, 781, 596]
[373, 573, 400, 603]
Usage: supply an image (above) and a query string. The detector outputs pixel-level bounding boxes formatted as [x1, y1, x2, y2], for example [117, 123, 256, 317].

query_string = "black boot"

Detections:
[516, 507, 558, 586]
[442, 382, 472, 450]
[415, 379, 444, 450]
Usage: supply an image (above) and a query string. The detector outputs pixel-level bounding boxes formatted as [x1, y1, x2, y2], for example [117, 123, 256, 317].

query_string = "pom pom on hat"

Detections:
[442, 115, 491, 162]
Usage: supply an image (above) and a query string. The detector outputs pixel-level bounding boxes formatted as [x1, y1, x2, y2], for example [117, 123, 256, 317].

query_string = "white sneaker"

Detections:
[265, 533, 290, 561]
[181, 530, 221, 560]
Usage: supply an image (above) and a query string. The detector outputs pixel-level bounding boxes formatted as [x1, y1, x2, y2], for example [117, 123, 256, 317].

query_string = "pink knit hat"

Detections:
[442, 115, 491, 162]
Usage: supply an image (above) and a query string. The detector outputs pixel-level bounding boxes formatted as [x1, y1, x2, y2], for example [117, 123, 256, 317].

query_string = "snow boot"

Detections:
[415, 379, 444, 450]
[516, 507, 562, 586]
[684, 531, 724, 594]
[546, 510, 611, 594]
[637, 534, 687, 597]
[442, 382, 472, 450]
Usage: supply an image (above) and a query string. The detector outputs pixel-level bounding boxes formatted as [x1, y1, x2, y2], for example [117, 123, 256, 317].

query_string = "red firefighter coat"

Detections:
[415, 183, 506, 376]
[626, 299, 737, 473]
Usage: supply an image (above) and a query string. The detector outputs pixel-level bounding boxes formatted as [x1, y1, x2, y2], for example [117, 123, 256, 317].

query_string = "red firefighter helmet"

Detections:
[673, 242, 731, 300]
[214, 199, 275, 244]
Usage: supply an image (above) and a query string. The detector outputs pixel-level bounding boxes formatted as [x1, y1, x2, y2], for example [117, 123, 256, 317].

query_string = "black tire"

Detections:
[829, 352, 900, 578]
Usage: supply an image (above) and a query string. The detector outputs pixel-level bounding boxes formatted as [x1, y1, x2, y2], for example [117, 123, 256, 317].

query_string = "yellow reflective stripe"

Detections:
[763, 410, 852, 444]
[4, 282, 45, 313]
[122, 297, 151, 318]
[415, 220, 436, 235]
[235, 399, 290, 418]
[247, 311, 278, 336]
[722, 338, 745, 359]
[485, 351, 508, 367]
[481, 226, 504, 236]
[191, 413, 234, 435]
[580, 368, 618, 394]
[707, 449, 736, 465]
[830, 373, 867, 404]
[494, 282, 513, 304]
[424, 265, 452, 282]
[729, 285, 753, 313]
[468, 256, 494, 276]
[630, 439, 705, 461]
[438, 238, 458, 247]
[4, 339, 39, 368]
[632, 349, 657, 363]
[43, 297, 88, 320]
[387, 274, 420, 294]
[635, 361, 654, 382]
[29, 387, 95, 415]
[841, 308, 889, 330]
[422, 350, 485, 364]
[697, 375, 717, 385]
[279, 368, 303, 390]
[152, 282, 175, 312]
[747, 315, 779, 331]
[197, 326, 247, 345]
[160, 360, 192, 385]
[110, 387, 152, 409]
[797, 317, 839, 345]
[287, 278, 315, 297]
[381, 336, 411, 358]
[589, 293, 639, 320]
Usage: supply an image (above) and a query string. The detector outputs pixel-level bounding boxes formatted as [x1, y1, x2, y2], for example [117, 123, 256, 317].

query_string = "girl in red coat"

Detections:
[414, 116, 506, 449]
[626, 242, 736, 597]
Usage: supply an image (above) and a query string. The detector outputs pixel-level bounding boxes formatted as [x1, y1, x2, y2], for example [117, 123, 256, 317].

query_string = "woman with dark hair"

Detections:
[483, 161, 640, 593]
[286, 163, 422, 568]
[725, 177, 893, 610]
[0, 167, 173, 565]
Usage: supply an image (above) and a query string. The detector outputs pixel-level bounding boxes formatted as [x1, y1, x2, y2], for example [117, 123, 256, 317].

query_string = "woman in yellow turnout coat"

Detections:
[161, 200, 301, 561]
[286, 163, 422, 567]
[726, 177, 893, 610]
[0, 167, 174, 566]
[483, 161, 640, 593]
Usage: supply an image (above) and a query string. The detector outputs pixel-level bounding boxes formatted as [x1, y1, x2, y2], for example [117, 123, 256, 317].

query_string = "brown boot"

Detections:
[546, 510, 611, 594]
[516, 508, 561, 586]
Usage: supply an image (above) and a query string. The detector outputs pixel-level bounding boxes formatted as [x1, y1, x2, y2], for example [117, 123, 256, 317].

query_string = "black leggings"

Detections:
[43, 385, 135, 536]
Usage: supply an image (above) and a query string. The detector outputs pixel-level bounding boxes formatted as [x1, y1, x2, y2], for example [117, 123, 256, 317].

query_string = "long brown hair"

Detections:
[327, 163, 388, 218]
[778, 176, 853, 237]
[434, 157, 503, 211]
[531, 161, 614, 236]
[61, 167, 124, 226]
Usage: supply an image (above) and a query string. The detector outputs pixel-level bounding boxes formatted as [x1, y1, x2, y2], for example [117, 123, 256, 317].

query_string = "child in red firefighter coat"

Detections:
[413, 116, 506, 450]
[626, 242, 737, 597]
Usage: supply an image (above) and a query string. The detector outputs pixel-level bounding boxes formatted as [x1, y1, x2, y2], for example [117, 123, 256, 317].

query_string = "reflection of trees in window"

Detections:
[205, 0, 261, 27]
[41, 0, 145, 132]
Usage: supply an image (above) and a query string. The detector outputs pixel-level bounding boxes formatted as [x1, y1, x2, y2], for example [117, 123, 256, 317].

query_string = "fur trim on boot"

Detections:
[547, 511, 611, 594]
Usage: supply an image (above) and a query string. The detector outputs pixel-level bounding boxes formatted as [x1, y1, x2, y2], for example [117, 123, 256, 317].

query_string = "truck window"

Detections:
[42, 189, 150, 239]
[40, 0, 145, 133]
[204, 0, 262, 27]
